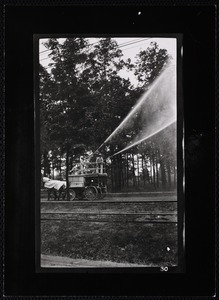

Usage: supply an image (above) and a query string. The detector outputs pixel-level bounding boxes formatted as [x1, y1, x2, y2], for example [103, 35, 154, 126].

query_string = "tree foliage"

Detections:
[134, 41, 170, 87]
[39, 38, 176, 191]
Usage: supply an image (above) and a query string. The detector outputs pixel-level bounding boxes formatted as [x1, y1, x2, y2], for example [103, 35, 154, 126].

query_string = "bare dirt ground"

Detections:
[41, 254, 151, 268]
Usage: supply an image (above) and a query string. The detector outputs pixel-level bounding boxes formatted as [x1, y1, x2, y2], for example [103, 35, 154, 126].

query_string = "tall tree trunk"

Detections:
[156, 150, 159, 188]
[152, 154, 156, 188]
[43, 151, 50, 176]
[111, 162, 114, 192]
[114, 157, 117, 191]
[158, 149, 167, 189]
[132, 153, 136, 187]
[114, 156, 119, 192]
[167, 160, 171, 188]
[142, 154, 146, 187]
[137, 154, 140, 187]
[173, 163, 177, 188]
[160, 159, 167, 189]
[120, 155, 124, 188]
[126, 153, 129, 188]
[149, 157, 152, 185]
[51, 157, 55, 179]
[59, 154, 62, 177]
[117, 154, 122, 191]
[66, 147, 70, 201]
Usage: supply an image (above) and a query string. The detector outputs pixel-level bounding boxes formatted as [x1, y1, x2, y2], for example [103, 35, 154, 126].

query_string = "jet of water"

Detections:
[111, 119, 176, 157]
[129, 64, 176, 144]
[96, 64, 175, 153]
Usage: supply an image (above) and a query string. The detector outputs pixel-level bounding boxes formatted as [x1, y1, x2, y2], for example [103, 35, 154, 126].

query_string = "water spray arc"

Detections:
[97, 64, 175, 154]
[110, 119, 176, 157]
[94, 63, 176, 159]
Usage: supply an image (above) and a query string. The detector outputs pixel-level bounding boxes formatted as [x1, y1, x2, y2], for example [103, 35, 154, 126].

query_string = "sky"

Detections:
[39, 37, 176, 86]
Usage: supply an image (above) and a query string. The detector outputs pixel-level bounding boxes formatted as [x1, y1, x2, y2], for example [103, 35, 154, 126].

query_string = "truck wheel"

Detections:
[85, 186, 98, 201]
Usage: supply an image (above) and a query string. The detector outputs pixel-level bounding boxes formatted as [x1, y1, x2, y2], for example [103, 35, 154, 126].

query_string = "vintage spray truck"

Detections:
[68, 160, 107, 200]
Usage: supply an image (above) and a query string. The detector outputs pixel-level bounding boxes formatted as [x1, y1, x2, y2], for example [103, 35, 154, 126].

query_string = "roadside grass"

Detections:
[41, 220, 177, 266]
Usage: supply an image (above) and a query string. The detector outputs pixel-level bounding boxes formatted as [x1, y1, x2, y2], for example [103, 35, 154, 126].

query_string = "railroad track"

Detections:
[41, 199, 176, 203]
[41, 190, 177, 203]
[41, 199, 177, 224]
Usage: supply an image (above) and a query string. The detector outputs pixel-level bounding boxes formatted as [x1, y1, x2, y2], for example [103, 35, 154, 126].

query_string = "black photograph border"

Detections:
[3, 1, 217, 297]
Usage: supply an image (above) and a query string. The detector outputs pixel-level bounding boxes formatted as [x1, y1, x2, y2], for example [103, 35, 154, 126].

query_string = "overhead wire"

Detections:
[40, 38, 149, 64]
[40, 37, 152, 70]
[39, 37, 149, 55]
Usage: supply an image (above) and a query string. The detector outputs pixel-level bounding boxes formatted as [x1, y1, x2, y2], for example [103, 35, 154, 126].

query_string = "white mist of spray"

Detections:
[127, 64, 176, 143]
[97, 63, 176, 156]
[97, 64, 175, 152]
[111, 119, 176, 157]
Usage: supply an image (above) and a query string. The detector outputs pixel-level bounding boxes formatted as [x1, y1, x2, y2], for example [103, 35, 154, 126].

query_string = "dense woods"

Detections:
[39, 38, 176, 192]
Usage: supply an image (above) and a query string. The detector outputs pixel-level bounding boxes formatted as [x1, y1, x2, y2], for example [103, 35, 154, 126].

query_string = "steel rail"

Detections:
[41, 199, 177, 203]
[41, 212, 177, 215]
[41, 218, 177, 224]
